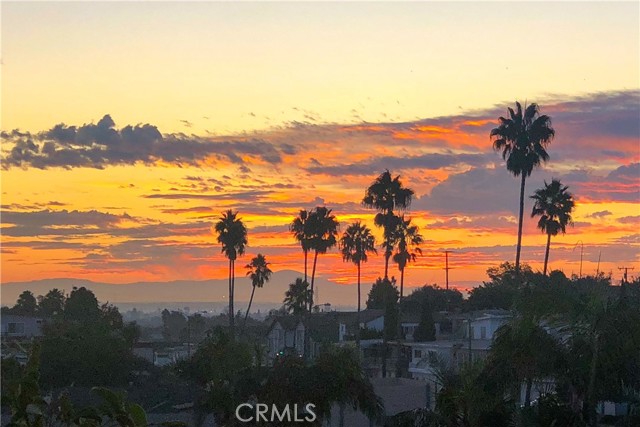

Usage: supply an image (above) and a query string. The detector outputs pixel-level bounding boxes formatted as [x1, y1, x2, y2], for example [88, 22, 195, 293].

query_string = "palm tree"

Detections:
[490, 102, 555, 271]
[307, 206, 339, 310]
[530, 179, 575, 275]
[290, 210, 313, 283]
[214, 209, 248, 338]
[243, 254, 272, 331]
[340, 222, 377, 347]
[391, 216, 423, 302]
[362, 170, 414, 279]
[283, 278, 312, 315]
[486, 316, 564, 408]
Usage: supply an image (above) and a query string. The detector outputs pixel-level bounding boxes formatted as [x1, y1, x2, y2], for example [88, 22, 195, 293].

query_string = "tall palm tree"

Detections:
[214, 209, 248, 338]
[340, 222, 377, 347]
[490, 102, 555, 271]
[283, 278, 312, 315]
[530, 179, 575, 276]
[391, 216, 423, 302]
[307, 206, 339, 310]
[362, 170, 414, 279]
[290, 210, 313, 284]
[243, 254, 272, 331]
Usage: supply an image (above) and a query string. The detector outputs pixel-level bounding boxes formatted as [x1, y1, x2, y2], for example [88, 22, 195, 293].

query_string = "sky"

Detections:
[1, 2, 639, 297]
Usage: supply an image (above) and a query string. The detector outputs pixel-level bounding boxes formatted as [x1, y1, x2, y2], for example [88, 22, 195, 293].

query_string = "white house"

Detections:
[1, 315, 44, 339]
[405, 310, 513, 406]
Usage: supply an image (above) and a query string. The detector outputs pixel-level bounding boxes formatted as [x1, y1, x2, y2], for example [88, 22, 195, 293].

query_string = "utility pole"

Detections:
[444, 250, 452, 290]
[596, 251, 601, 276]
[573, 241, 584, 278]
[618, 267, 635, 285]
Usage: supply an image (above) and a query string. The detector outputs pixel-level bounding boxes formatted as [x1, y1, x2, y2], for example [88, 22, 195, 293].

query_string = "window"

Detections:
[8, 322, 25, 334]
[480, 326, 487, 339]
[414, 349, 422, 359]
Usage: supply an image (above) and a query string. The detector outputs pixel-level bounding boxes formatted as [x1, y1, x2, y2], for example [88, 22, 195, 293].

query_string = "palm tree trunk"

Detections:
[543, 232, 552, 276]
[384, 247, 391, 280]
[228, 259, 233, 335]
[243, 285, 256, 333]
[398, 267, 405, 340]
[310, 250, 319, 311]
[357, 262, 361, 349]
[230, 259, 235, 338]
[515, 173, 527, 272]
[304, 250, 308, 284]
[396, 267, 405, 377]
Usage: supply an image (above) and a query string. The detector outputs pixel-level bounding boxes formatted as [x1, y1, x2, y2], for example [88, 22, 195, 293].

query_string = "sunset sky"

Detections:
[1, 2, 639, 295]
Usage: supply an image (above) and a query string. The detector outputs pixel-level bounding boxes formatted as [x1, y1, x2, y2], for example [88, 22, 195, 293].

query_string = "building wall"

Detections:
[1, 315, 44, 338]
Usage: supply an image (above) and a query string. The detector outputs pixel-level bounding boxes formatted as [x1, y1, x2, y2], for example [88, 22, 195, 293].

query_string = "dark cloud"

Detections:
[0, 209, 209, 239]
[618, 215, 640, 224]
[586, 210, 612, 219]
[143, 190, 271, 201]
[415, 167, 522, 215]
[2, 115, 286, 169]
[307, 152, 490, 176]
[2, 240, 102, 251]
[606, 162, 639, 183]
[1, 209, 130, 228]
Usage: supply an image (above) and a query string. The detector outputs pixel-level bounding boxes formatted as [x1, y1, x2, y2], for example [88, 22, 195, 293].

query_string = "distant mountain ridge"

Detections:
[0, 270, 362, 308]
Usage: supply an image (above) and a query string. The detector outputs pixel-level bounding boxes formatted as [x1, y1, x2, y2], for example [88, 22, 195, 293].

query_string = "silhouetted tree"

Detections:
[340, 221, 377, 347]
[307, 206, 339, 309]
[290, 209, 313, 284]
[65, 286, 101, 322]
[531, 179, 575, 275]
[37, 288, 65, 318]
[214, 209, 248, 338]
[413, 305, 436, 342]
[244, 253, 272, 330]
[362, 170, 414, 279]
[13, 290, 38, 316]
[283, 278, 312, 315]
[391, 216, 423, 301]
[491, 102, 555, 271]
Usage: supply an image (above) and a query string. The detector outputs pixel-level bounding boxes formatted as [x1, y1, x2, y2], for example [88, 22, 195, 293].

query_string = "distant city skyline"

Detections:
[1, 2, 638, 298]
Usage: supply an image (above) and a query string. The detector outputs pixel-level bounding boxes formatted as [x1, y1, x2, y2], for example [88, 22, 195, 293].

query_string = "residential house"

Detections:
[1, 315, 44, 339]
[405, 310, 512, 407]
[265, 310, 385, 365]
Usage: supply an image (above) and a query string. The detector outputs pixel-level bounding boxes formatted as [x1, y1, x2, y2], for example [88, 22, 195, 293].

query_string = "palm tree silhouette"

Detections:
[362, 170, 414, 279]
[490, 102, 555, 271]
[214, 209, 247, 338]
[307, 206, 339, 310]
[290, 209, 313, 284]
[283, 278, 312, 315]
[530, 179, 575, 275]
[243, 253, 272, 331]
[391, 216, 423, 302]
[340, 222, 377, 347]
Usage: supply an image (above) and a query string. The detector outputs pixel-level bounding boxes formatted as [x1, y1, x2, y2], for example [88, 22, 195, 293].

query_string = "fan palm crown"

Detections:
[531, 179, 575, 275]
